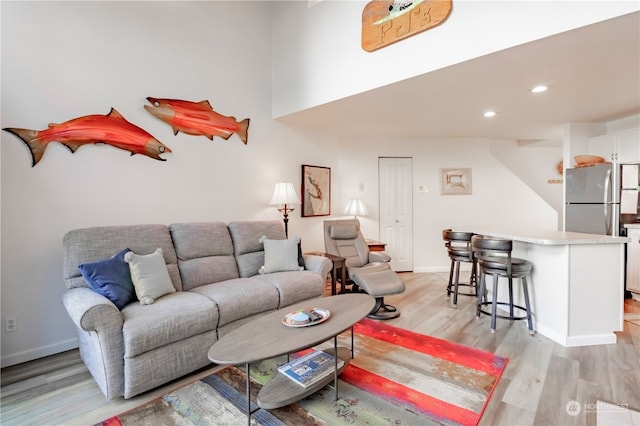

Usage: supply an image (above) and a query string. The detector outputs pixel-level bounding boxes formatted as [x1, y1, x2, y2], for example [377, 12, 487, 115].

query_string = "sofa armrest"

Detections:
[369, 251, 391, 263]
[62, 287, 123, 332]
[62, 287, 126, 400]
[302, 254, 333, 281]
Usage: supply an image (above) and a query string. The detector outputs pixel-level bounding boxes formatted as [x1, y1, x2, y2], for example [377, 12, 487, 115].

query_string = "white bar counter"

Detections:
[466, 228, 629, 347]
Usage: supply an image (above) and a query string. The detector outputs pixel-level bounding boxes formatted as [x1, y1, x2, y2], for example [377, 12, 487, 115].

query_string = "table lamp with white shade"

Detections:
[344, 198, 369, 219]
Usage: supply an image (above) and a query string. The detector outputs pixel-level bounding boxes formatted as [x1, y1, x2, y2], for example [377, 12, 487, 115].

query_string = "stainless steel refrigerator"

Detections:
[565, 162, 640, 236]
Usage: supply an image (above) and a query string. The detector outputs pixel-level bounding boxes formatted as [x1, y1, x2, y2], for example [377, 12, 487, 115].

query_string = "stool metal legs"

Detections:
[521, 276, 534, 334]
[476, 271, 534, 335]
[447, 258, 477, 307]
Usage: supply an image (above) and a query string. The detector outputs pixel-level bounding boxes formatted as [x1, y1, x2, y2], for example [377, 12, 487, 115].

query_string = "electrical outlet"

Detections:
[5, 315, 17, 332]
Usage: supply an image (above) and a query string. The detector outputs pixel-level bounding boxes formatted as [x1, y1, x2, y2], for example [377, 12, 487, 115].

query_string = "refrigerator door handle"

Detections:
[604, 168, 611, 204]
[605, 203, 612, 235]
[604, 169, 612, 235]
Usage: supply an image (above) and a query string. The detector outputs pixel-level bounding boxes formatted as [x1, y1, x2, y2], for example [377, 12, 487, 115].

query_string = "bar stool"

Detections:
[442, 229, 477, 307]
[471, 235, 534, 335]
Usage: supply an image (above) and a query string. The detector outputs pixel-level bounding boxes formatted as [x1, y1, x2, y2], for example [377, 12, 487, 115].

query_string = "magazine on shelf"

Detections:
[277, 350, 344, 388]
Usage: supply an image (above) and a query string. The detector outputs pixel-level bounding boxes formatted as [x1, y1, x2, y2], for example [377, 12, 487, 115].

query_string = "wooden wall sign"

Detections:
[362, 0, 452, 52]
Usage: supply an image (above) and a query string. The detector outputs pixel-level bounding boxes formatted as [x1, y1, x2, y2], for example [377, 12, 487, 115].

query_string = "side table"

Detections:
[306, 252, 347, 295]
[366, 240, 387, 252]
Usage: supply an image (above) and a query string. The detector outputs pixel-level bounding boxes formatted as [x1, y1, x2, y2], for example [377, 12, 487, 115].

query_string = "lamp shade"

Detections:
[270, 182, 301, 205]
[344, 198, 369, 217]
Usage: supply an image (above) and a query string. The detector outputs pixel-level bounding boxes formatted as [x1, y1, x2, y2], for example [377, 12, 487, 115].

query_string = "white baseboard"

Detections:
[535, 323, 617, 347]
[1, 338, 78, 368]
[564, 334, 617, 347]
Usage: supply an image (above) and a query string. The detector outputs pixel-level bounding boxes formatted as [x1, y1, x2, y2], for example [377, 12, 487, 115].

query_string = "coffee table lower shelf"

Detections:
[257, 346, 350, 409]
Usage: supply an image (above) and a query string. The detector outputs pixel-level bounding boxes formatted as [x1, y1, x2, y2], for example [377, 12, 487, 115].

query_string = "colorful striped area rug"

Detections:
[99, 318, 508, 426]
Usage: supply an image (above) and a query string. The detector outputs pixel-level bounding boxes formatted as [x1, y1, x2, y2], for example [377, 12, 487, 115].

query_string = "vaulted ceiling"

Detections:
[278, 11, 640, 145]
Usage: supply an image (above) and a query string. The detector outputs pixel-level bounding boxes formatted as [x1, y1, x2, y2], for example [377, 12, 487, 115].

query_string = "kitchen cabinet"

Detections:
[625, 224, 640, 299]
[587, 129, 639, 163]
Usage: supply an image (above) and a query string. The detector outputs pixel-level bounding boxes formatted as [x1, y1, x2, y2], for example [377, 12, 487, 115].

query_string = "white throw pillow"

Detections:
[124, 248, 175, 305]
[259, 236, 304, 274]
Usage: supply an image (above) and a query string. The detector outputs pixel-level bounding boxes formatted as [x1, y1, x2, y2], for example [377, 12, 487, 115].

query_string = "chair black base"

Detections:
[347, 284, 401, 320]
[368, 297, 400, 320]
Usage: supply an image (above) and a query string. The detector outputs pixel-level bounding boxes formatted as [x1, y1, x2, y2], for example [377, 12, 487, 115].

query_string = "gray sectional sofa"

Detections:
[61, 220, 332, 400]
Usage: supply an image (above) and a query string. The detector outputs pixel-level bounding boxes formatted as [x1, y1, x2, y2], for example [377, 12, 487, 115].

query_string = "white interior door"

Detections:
[379, 157, 413, 271]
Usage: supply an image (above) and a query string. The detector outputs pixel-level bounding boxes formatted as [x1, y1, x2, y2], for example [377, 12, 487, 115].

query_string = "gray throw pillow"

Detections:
[124, 248, 175, 305]
[259, 236, 304, 274]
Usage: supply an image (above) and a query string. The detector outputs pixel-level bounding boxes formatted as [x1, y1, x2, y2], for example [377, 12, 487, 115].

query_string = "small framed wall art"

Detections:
[302, 165, 331, 217]
[441, 168, 472, 195]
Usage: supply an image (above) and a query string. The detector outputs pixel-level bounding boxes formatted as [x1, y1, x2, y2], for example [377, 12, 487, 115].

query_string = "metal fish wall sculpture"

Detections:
[144, 97, 250, 144]
[2, 108, 171, 166]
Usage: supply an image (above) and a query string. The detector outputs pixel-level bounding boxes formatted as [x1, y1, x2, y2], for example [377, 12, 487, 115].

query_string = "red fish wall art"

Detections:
[144, 97, 250, 144]
[2, 108, 171, 166]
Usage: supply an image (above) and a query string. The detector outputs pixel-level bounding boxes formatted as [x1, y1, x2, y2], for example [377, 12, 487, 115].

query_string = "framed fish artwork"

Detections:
[302, 165, 331, 217]
[362, 0, 452, 52]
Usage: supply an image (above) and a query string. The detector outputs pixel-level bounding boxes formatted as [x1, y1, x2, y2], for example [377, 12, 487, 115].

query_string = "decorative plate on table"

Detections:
[282, 308, 330, 327]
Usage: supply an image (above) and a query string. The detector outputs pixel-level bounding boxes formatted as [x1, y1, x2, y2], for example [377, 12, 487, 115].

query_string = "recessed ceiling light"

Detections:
[531, 85, 548, 93]
[483, 111, 496, 118]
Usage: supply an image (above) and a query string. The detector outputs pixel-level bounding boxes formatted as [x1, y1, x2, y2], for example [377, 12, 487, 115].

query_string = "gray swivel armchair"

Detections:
[323, 219, 405, 319]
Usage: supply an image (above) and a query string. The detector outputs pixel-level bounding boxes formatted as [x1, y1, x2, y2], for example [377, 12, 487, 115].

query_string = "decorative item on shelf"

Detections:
[270, 182, 301, 238]
[574, 155, 606, 168]
[344, 198, 369, 219]
[277, 349, 344, 388]
[556, 160, 563, 175]
[302, 165, 331, 217]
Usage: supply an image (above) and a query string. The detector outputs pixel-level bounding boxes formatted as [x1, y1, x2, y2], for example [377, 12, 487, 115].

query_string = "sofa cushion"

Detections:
[78, 248, 136, 310]
[125, 248, 176, 305]
[121, 291, 218, 358]
[259, 236, 303, 274]
[63, 224, 182, 291]
[228, 220, 285, 278]
[169, 222, 239, 291]
[252, 270, 325, 308]
[190, 278, 280, 327]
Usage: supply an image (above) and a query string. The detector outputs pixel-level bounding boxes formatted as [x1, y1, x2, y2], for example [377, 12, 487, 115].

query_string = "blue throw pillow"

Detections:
[78, 248, 136, 310]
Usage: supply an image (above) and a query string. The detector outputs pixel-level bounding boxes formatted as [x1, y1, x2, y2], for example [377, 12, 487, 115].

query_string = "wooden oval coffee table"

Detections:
[208, 293, 375, 425]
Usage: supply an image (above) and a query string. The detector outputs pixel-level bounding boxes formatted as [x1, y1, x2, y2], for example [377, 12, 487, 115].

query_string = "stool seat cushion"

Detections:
[480, 256, 532, 273]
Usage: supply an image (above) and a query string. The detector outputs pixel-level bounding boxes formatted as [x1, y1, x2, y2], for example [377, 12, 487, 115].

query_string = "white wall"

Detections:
[0, 1, 336, 367]
[0, 1, 623, 367]
[272, 0, 639, 117]
[333, 137, 557, 271]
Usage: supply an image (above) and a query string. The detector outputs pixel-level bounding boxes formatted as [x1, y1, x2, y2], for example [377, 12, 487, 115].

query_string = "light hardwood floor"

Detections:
[2, 272, 639, 425]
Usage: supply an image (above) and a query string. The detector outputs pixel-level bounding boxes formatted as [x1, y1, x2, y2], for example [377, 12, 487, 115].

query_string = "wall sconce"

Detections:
[270, 182, 301, 237]
[344, 198, 369, 219]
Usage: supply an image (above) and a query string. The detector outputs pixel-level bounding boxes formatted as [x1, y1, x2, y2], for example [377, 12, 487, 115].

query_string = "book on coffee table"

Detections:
[278, 350, 344, 388]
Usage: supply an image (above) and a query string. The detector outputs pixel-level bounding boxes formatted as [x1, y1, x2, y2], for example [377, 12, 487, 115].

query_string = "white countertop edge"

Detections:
[624, 223, 640, 229]
[460, 228, 630, 245]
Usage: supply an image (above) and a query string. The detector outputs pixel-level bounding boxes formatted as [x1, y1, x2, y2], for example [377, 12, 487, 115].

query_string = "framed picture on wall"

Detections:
[302, 165, 331, 217]
[441, 168, 472, 195]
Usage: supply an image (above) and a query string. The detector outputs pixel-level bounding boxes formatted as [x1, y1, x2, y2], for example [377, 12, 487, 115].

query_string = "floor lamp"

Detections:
[270, 182, 301, 238]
